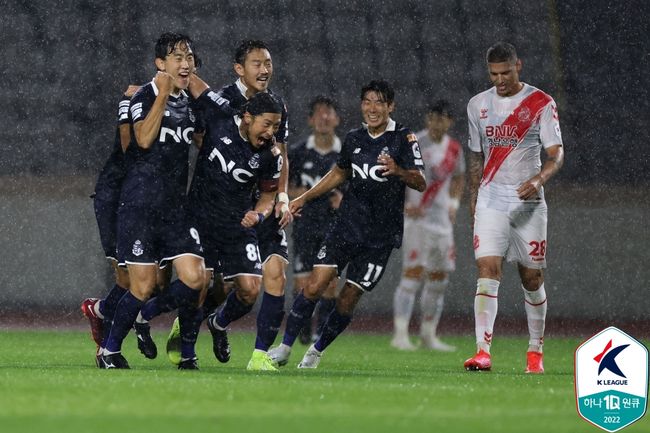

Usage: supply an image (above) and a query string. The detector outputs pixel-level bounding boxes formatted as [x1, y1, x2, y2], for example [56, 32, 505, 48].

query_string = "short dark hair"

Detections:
[308, 95, 338, 117]
[486, 41, 518, 64]
[154, 32, 201, 69]
[234, 40, 270, 65]
[360, 80, 395, 104]
[243, 92, 283, 116]
[427, 99, 454, 118]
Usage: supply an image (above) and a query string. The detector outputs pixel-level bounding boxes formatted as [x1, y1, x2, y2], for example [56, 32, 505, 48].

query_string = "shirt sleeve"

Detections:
[539, 98, 563, 148]
[117, 95, 131, 125]
[336, 132, 353, 170]
[258, 150, 281, 192]
[197, 88, 236, 119]
[129, 87, 155, 124]
[398, 129, 424, 170]
[275, 102, 289, 144]
[467, 98, 483, 153]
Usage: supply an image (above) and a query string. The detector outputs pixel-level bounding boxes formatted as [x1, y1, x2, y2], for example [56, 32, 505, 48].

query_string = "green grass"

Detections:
[0, 330, 647, 433]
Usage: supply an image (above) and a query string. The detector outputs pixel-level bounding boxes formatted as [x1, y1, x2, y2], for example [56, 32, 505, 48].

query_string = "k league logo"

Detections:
[575, 327, 648, 432]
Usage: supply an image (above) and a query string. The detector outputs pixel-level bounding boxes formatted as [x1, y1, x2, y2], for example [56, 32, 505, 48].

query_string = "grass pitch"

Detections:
[0, 330, 647, 433]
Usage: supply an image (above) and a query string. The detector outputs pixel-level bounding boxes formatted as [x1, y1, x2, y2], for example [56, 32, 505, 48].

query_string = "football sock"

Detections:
[140, 288, 178, 322]
[254, 292, 285, 351]
[474, 278, 500, 353]
[201, 284, 221, 321]
[179, 300, 202, 360]
[420, 278, 448, 338]
[104, 291, 144, 353]
[282, 291, 317, 347]
[314, 308, 352, 352]
[393, 277, 420, 337]
[100, 284, 127, 346]
[315, 297, 335, 336]
[523, 283, 547, 352]
[215, 289, 253, 329]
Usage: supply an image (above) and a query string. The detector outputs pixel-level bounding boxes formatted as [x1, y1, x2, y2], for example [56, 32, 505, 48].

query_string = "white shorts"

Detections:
[473, 205, 548, 269]
[401, 218, 456, 273]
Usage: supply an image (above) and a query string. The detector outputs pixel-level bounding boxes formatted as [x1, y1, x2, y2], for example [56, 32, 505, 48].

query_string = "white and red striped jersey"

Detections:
[467, 83, 562, 209]
[405, 132, 465, 233]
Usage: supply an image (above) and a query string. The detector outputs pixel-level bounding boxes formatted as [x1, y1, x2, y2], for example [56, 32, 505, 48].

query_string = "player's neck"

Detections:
[313, 132, 335, 150]
[367, 123, 388, 137]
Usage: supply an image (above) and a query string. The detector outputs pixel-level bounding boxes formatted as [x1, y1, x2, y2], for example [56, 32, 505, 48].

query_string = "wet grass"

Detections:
[0, 330, 647, 433]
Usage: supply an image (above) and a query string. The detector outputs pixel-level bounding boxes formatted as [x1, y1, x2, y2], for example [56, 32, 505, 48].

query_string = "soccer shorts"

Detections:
[401, 218, 456, 273]
[257, 223, 289, 266]
[473, 205, 548, 269]
[200, 224, 263, 280]
[93, 196, 119, 261]
[314, 232, 393, 292]
[117, 205, 203, 267]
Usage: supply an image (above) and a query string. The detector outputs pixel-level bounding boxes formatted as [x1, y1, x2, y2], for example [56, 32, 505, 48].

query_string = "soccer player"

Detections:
[288, 96, 342, 344]
[102, 32, 206, 370]
[391, 100, 464, 352]
[269, 80, 426, 369]
[463, 42, 564, 374]
[185, 77, 284, 371]
[81, 85, 139, 366]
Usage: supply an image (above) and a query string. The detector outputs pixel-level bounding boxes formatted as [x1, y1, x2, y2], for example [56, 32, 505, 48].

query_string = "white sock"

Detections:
[393, 277, 421, 338]
[474, 278, 499, 353]
[93, 301, 104, 320]
[523, 283, 547, 353]
[420, 278, 448, 339]
[135, 312, 147, 324]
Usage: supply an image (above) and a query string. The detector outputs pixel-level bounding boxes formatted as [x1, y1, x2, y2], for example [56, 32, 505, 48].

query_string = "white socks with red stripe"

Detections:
[523, 284, 547, 353]
[474, 278, 499, 353]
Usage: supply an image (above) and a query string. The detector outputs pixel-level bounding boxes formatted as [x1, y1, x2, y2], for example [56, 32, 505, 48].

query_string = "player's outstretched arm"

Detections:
[517, 144, 564, 200]
[289, 165, 349, 215]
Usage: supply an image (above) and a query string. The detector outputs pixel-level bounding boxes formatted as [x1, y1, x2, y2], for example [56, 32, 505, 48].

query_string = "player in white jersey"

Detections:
[463, 42, 564, 374]
[391, 100, 464, 352]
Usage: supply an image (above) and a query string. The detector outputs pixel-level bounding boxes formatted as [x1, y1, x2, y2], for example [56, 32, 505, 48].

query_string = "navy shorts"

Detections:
[258, 223, 289, 265]
[291, 231, 323, 276]
[201, 224, 263, 280]
[93, 196, 119, 260]
[117, 205, 203, 267]
[314, 230, 394, 292]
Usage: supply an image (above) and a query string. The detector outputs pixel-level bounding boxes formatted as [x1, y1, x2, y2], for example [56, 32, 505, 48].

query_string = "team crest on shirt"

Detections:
[317, 245, 327, 260]
[480, 108, 488, 119]
[188, 108, 196, 123]
[248, 154, 260, 169]
[353, 148, 361, 154]
[518, 107, 531, 122]
[132, 240, 144, 257]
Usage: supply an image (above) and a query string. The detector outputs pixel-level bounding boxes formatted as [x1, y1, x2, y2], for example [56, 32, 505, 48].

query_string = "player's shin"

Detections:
[281, 291, 317, 347]
[255, 292, 285, 351]
[313, 308, 352, 352]
[474, 278, 499, 353]
[523, 284, 547, 352]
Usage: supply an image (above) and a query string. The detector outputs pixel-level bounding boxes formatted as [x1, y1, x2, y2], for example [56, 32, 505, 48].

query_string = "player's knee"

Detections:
[477, 260, 501, 280]
[521, 271, 543, 291]
[398, 277, 420, 294]
[237, 280, 261, 305]
[403, 266, 423, 280]
[337, 283, 363, 315]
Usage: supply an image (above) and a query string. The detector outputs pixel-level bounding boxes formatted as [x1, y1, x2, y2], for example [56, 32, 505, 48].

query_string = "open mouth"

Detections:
[256, 76, 269, 85]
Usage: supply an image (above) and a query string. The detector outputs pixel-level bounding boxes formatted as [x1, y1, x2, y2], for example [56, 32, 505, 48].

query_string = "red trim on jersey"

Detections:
[481, 90, 552, 186]
[419, 138, 461, 209]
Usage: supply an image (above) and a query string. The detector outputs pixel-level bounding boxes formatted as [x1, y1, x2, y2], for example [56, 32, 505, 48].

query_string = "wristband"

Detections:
[257, 212, 265, 224]
[278, 192, 289, 204]
[449, 198, 460, 211]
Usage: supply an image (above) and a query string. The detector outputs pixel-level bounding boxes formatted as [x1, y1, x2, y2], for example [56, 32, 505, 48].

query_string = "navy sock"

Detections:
[215, 290, 254, 329]
[255, 292, 285, 351]
[282, 292, 317, 347]
[316, 297, 336, 336]
[99, 284, 127, 347]
[201, 285, 221, 321]
[105, 291, 144, 353]
[178, 291, 201, 360]
[314, 308, 352, 352]
[140, 289, 178, 321]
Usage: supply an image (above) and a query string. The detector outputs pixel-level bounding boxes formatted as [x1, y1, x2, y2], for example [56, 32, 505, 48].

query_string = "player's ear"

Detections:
[155, 58, 166, 72]
[388, 102, 395, 114]
[515, 58, 522, 73]
[234, 63, 245, 78]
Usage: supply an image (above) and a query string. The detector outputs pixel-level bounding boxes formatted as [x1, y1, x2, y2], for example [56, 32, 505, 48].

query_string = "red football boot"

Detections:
[81, 298, 103, 347]
[525, 351, 544, 374]
[464, 349, 492, 371]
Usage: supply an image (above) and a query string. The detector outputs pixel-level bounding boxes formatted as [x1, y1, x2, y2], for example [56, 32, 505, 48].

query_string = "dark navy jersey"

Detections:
[189, 90, 282, 231]
[120, 81, 198, 209]
[218, 81, 289, 144]
[289, 135, 341, 237]
[335, 120, 424, 248]
[94, 95, 131, 202]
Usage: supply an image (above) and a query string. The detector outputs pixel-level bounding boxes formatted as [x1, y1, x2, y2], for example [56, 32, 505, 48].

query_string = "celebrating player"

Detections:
[463, 42, 564, 374]
[391, 100, 464, 352]
[269, 80, 426, 369]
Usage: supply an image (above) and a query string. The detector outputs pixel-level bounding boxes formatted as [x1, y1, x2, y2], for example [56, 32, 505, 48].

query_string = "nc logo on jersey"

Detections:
[351, 163, 387, 182]
[575, 326, 648, 432]
[132, 240, 144, 257]
[159, 126, 194, 145]
[208, 147, 254, 183]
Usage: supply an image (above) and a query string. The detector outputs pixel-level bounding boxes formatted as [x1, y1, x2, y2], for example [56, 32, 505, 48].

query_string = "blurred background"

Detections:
[1, 0, 648, 334]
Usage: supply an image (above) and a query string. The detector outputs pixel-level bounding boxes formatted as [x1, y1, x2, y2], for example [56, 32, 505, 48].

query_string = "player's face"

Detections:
[236, 49, 273, 94]
[243, 112, 282, 148]
[488, 59, 522, 97]
[426, 112, 453, 142]
[309, 104, 340, 135]
[156, 42, 194, 91]
[361, 91, 394, 132]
